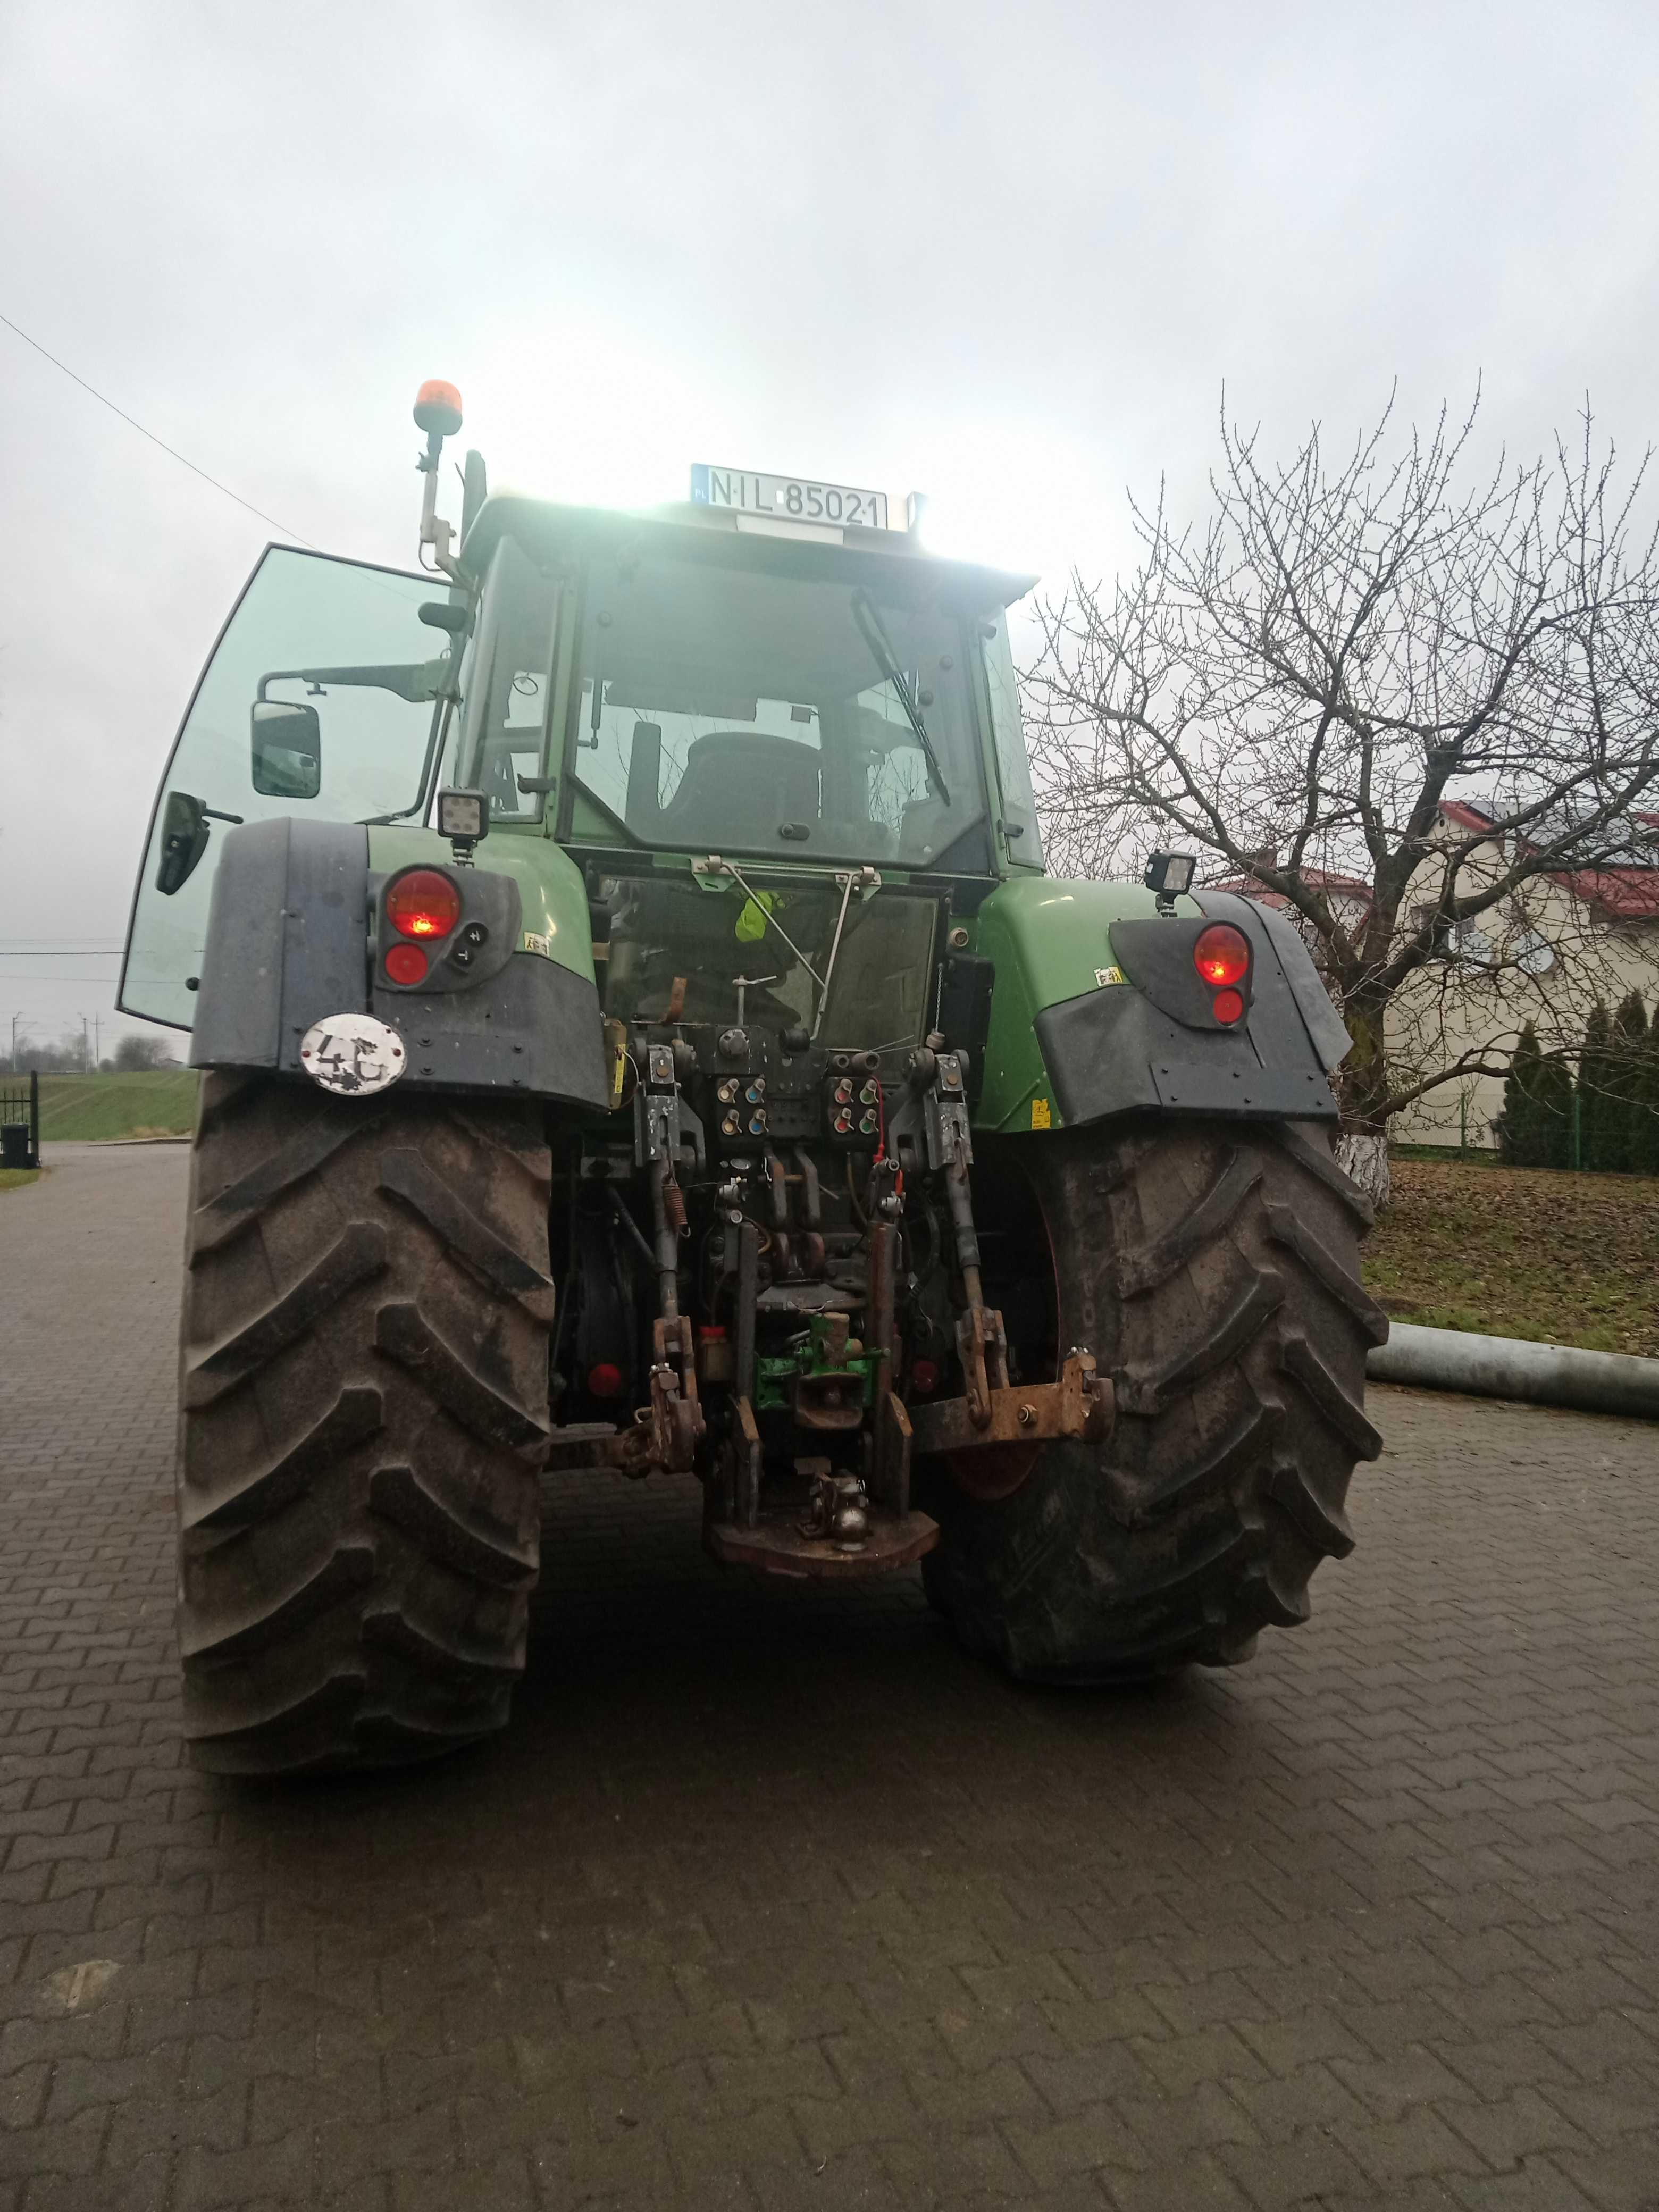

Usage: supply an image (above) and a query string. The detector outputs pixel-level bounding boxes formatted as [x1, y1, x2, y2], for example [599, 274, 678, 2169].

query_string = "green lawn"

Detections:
[31, 1069, 201, 1142]
[0, 1168, 41, 1193]
[1363, 1157, 1659, 1358]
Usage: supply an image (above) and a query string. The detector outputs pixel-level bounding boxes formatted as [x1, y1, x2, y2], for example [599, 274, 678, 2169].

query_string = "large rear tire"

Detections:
[175, 1074, 553, 1773]
[919, 1117, 1386, 1680]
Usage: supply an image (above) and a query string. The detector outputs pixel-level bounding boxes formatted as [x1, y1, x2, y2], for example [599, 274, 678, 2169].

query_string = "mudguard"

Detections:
[190, 817, 608, 1105]
[968, 878, 1348, 1133]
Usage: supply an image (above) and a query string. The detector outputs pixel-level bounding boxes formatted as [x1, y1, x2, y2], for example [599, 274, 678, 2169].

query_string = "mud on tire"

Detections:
[919, 1116, 1387, 1680]
[175, 1074, 553, 1773]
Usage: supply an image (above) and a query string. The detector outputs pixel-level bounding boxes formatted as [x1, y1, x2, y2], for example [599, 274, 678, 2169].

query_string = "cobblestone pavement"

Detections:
[3, 1143, 1658, 2212]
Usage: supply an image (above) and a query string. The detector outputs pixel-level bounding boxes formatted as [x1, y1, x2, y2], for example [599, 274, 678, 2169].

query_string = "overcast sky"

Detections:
[3, 0, 1657, 1056]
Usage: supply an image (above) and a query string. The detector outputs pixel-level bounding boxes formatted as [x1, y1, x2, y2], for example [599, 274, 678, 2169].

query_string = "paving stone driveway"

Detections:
[2, 1143, 1657, 2212]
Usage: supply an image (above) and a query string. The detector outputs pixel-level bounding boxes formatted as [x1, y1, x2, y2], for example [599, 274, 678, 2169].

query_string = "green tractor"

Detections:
[120, 382, 1385, 1774]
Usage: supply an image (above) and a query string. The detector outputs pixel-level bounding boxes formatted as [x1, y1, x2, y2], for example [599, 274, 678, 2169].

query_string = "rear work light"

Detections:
[386, 868, 462, 941]
[1193, 924, 1250, 987]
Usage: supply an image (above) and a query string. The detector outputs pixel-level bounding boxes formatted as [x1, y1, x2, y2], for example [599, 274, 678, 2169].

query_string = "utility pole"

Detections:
[80, 1016, 89, 1075]
[91, 1015, 103, 1069]
[7, 1013, 29, 1071]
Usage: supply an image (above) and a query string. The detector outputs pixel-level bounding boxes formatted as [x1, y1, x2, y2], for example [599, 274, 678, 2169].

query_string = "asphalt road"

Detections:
[2, 1143, 1657, 2212]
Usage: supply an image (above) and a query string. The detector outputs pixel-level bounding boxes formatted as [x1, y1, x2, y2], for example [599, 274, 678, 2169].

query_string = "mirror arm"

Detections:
[256, 661, 445, 705]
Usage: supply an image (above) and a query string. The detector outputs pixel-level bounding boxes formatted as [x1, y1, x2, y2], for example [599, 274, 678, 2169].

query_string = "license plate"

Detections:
[691, 463, 889, 531]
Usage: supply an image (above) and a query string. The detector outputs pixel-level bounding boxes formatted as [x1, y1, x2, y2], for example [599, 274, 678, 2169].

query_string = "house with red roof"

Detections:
[1219, 803, 1658, 1149]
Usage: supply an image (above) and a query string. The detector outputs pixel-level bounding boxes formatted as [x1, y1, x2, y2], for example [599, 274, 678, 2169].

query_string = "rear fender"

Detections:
[968, 877, 1347, 1133]
[190, 818, 607, 1107]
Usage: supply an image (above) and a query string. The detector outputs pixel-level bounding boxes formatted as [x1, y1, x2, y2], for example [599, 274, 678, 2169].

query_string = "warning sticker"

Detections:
[1031, 1097, 1052, 1129]
[522, 932, 551, 959]
[1095, 966, 1126, 987]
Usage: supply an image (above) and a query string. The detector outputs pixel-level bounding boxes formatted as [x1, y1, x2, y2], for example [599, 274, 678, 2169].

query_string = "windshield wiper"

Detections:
[851, 591, 950, 806]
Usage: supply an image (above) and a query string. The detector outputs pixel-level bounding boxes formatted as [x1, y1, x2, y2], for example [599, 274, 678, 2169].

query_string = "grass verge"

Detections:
[32, 1070, 200, 1142]
[1363, 1157, 1659, 1358]
[0, 1168, 41, 1194]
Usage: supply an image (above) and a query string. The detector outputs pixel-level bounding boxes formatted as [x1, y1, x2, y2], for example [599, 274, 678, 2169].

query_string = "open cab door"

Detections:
[120, 546, 455, 1030]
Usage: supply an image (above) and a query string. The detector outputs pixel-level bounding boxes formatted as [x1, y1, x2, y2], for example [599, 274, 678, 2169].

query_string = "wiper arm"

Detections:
[851, 591, 950, 805]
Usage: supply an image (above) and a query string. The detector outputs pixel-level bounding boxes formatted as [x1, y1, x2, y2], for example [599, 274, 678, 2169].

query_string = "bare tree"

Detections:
[1026, 394, 1659, 1203]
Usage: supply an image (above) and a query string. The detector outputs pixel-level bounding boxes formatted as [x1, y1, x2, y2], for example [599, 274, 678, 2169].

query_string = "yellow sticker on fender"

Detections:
[1031, 1097, 1052, 1129]
[1095, 965, 1126, 987]
[522, 932, 551, 958]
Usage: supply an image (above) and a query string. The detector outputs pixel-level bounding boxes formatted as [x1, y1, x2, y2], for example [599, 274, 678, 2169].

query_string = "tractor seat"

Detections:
[658, 733, 822, 844]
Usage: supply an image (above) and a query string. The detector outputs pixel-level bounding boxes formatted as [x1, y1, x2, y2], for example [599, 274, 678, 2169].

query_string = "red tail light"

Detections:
[1194, 924, 1250, 987]
[910, 1358, 940, 1396]
[383, 942, 429, 987]
[386, 868, 462, 940]
[1212, 987, 1246, 1026]
[587, 1362, 624, 1400]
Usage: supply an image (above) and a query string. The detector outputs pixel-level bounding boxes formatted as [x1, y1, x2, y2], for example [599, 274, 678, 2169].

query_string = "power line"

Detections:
[0, 309, 317, 548]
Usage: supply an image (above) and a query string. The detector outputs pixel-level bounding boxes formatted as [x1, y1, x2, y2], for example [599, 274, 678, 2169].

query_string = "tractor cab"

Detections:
[451, 492, 1042, 881]
[121, 465, 1042, 1035]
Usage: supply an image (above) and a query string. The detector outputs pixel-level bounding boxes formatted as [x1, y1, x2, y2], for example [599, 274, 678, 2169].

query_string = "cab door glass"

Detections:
[980, 611, 1043, 862]
[121, 546, 448, 1030]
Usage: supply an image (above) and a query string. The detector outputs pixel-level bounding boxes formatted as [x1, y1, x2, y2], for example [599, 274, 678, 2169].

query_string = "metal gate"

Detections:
[0, 1071, 40, 1170]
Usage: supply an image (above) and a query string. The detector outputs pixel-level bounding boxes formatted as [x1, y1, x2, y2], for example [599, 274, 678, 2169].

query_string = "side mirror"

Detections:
[251, 698, 322, 798]
[155, 790, 210, 896]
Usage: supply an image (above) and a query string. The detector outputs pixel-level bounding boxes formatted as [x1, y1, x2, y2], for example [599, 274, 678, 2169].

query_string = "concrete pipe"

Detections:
[1368, 1322, 1659, 1422]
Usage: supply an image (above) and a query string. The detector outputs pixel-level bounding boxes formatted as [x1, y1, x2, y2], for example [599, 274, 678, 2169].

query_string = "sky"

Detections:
[3, 0, 1658, 1058]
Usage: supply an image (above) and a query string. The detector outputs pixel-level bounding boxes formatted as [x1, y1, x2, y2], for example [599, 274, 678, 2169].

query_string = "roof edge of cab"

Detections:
[458, 490, 1038, 610]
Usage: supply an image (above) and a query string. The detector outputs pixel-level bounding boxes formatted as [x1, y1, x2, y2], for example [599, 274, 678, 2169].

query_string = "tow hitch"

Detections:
[910, 1350, 1114, 1501]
